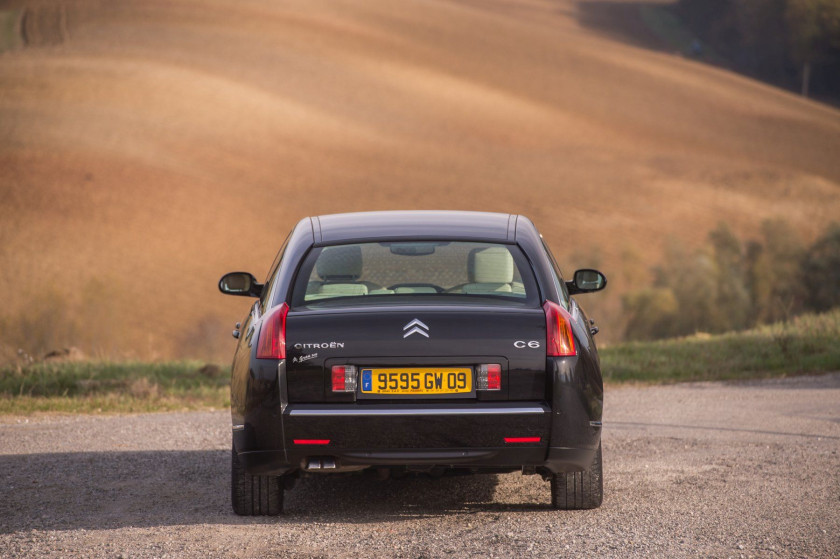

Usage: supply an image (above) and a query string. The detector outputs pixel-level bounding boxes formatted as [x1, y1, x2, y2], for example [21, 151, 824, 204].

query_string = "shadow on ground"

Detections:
[0, 450, 543, 533]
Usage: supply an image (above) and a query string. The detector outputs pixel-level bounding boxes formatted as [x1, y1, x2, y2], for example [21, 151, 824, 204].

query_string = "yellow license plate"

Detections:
[360, 368, 472, 395]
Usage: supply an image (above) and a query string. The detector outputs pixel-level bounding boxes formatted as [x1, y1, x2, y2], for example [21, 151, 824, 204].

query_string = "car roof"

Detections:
[311, 211, 518, 245]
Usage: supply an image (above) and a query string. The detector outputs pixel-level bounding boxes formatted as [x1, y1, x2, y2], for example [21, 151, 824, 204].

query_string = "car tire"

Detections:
[231, 446, 283, 516]
[550, 442, 603, 510]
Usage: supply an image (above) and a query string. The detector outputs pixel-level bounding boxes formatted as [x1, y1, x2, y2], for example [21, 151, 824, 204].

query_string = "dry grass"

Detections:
[1, 0, 839, 360]
[601, 309, 840, 384]
[0, 360, 229, 414]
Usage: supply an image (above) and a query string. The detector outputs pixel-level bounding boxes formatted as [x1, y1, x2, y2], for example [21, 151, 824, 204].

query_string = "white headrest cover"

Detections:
[468, 247, 514, 283]
[317, 246, 363, 280]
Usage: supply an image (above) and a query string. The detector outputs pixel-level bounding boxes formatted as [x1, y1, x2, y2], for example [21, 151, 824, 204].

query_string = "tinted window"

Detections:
[291, 241, 538, 308]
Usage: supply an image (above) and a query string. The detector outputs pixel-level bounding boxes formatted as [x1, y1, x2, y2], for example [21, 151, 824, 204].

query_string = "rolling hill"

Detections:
[1, 0, 839, 361]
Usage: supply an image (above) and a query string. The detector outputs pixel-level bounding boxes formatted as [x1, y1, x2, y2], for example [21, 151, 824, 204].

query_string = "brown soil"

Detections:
[1, 0, 839, 360]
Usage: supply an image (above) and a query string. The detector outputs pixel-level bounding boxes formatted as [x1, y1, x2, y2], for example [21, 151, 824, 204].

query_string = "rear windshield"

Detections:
[291, 241, 539, 308]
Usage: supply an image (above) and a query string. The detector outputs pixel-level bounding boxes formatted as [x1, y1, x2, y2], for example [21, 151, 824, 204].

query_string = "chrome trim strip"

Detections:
[288, 405, 548, 417]
[232, 424, 245, 431]
[590, 421, 603, 427]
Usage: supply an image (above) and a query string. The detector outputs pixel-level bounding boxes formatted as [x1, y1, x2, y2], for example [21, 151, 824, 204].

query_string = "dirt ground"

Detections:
[1, 0, 840, 360]
[1, 373, 838, 558]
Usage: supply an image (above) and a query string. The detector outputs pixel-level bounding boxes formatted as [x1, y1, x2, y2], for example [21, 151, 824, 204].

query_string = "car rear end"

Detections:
[233, 239, 603, 484]
[281, 304, 552, 473]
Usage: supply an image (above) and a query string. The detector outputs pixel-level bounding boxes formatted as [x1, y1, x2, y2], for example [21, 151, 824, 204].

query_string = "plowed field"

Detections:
[2, 0, 839, 360]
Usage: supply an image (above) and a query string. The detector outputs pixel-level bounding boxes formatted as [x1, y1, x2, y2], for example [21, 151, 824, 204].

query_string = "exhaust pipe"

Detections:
[304, 456, 364, 473]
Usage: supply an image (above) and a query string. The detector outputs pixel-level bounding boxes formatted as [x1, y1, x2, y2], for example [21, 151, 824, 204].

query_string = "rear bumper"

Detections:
[233, 355, 603, 476]
[235, 402, 600, 475]
[238, 446, 598, 476]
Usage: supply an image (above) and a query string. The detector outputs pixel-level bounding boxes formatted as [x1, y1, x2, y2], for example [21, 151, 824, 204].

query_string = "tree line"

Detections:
[622, 220, 840, 340]
[676, 0, 840, 100]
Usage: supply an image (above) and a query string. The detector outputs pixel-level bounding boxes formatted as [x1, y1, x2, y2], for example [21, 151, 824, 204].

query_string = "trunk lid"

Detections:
[284, 305, 547, 402]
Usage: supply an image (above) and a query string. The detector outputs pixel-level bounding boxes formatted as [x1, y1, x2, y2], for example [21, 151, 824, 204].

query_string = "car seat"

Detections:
[307, 245, 369, 299]
[461, 246, 514, 294]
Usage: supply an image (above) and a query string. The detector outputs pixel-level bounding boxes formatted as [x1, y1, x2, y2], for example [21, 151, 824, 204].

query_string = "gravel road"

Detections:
[1, 374, 838, 558]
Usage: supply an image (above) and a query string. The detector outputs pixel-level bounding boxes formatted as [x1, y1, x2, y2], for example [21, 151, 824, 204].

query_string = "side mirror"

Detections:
[219, 272, 263, 298]
[567, 269, 607, 295]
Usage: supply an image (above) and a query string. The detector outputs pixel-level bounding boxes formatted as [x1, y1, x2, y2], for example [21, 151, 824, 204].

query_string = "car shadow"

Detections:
[0, 450, 548, 533]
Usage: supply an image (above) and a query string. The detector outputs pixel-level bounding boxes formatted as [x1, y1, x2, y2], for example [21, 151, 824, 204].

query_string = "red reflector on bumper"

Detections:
[293, 439, 330, 445]
[504, 437, 541, 443]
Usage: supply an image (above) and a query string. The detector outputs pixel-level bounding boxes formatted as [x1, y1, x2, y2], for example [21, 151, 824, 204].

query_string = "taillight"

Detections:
[543, 300, 576, 356]
[476, 364, 502, 390]
[256, 302, 289, 359]
[331, 365, 357, 392]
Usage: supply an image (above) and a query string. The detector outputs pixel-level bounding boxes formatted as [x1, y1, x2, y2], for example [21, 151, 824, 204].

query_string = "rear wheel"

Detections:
[550, 443, 603, 510]
[231, 446, 284, 516]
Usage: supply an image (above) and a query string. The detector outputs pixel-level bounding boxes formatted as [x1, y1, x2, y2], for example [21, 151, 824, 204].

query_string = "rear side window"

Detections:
[541, 239, 571, 310]
[260, 233, 290, 312]
[291, 241, 539, 308]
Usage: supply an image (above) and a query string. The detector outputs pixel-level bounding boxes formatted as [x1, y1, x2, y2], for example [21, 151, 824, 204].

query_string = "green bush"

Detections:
[803, 223, 840, 312]
[623, 220, 838, 341]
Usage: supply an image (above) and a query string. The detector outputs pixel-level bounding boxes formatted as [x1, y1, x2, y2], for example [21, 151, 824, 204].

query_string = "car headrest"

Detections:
[468, 247, 514, 283]
[317, 245, 363, 281]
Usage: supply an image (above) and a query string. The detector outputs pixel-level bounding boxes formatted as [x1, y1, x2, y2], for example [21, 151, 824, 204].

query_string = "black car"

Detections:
[219, 211, 606, 515]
